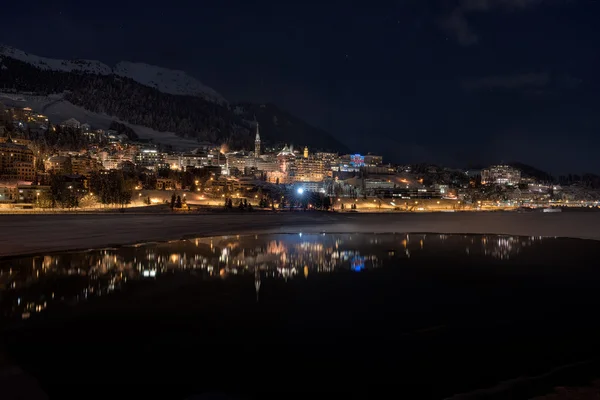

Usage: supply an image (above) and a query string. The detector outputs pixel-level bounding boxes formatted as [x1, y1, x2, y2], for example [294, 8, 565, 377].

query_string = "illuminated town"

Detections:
[0, 233, 544, 322]
[1, 103, 600, 212]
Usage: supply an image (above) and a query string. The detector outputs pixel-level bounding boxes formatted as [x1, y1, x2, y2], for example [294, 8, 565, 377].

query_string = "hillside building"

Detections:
[0, 139, 36, 182]
[481, 165, 521, 186]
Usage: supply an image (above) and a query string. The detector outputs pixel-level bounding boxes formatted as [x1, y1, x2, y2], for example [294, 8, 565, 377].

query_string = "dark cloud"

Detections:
[462, 73, 582, 91]
[440, 10, 479, 46]
[442, 0, 545, 45]
[461, 0, 543, 11]
[462, 73, 550, 90]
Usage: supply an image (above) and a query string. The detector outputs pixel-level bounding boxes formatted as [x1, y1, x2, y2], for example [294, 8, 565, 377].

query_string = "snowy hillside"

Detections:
[0, 45, 112, 75]
[0, 92, 202, 150]
[0, 45, 225, 103]
[0, 45, 347, 152]
[114, 62, 226, 103]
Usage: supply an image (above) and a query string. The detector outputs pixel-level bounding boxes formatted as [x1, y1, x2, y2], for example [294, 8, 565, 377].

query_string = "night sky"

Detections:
[2, 0, 599, 174]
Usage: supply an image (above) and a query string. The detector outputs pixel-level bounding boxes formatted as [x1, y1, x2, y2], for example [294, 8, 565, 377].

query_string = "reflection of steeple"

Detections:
[254, 268, 261, 302]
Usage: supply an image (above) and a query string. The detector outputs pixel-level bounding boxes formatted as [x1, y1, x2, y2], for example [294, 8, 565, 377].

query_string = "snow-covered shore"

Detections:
[1, 212, 599, 257]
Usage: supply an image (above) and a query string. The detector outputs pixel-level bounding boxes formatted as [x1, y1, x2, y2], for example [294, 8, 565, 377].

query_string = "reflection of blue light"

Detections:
[351, 256, 365, 272]
[297, 187, 304, 195]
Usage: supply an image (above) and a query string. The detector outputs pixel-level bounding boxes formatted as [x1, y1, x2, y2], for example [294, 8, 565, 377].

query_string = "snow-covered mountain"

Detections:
[0, 44, 348, 152]
[113, 62, 225, 103]
[0, 45, 112, 75]
[0, 45, 226, 103]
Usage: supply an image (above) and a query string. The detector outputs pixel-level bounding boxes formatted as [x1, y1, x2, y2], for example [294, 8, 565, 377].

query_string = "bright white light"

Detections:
[297, 188, 304, 195]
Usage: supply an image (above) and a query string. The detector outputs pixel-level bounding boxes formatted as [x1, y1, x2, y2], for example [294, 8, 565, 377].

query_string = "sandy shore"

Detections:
[1, 211, 600, 257]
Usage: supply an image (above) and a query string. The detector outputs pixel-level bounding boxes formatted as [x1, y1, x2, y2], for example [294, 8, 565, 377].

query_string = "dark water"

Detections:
[2, 233, 600, 399]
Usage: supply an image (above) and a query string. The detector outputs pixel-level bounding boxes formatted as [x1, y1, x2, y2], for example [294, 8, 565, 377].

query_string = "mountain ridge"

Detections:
[0, 44, 226, 103]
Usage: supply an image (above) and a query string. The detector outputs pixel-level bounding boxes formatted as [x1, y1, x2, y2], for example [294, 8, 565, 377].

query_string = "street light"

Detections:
[297, 187, 304, 195]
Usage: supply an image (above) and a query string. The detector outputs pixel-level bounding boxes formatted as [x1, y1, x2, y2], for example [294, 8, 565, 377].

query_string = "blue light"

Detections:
[350, 154, 365, 167]
[351, 256, 365, 272]
[297, 187, 304, 195]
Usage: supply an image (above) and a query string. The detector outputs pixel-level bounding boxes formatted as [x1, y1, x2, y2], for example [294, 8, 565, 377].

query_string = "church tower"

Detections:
[254, 123, 261, 158]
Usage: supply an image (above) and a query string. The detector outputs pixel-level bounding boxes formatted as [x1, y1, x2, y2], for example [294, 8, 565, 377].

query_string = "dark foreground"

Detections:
[3, 233, 600, 399]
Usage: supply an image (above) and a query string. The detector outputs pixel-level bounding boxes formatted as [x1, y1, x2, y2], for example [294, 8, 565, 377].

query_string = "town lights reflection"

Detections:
[0, 233, 543, 322]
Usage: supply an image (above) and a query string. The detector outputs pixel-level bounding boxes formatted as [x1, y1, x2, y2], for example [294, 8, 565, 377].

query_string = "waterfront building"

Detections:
[294, 157, 327, 183]
[16, 184, 51, 203]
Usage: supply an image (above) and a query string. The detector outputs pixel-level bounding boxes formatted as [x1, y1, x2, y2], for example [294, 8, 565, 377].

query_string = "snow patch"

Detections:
[0, 45, 226, 103]
[114, 61, 226, 104]
[0, 45, 111, 75]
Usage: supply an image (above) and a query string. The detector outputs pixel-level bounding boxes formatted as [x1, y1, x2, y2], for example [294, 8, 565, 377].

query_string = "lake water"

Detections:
[2, 233, 600, 399]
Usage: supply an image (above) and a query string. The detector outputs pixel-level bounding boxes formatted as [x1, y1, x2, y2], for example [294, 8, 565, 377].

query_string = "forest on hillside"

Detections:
[0, 56, 348, 152]
[0, 57, 251, 148]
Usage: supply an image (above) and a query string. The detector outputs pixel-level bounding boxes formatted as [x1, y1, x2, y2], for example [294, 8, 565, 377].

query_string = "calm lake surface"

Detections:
[3, 233, 600, 399]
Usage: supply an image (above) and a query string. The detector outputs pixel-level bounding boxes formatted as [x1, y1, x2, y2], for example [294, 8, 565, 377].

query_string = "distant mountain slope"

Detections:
[0, 56, 244, 144]
[0, 45, 347, 152]
[0, 45, 224, 103]
[114, 61, 226, 103]
[234, 103, 348, 152]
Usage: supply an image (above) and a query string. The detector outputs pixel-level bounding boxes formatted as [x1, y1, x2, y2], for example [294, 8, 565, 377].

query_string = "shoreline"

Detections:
[3, 212, 600, 257]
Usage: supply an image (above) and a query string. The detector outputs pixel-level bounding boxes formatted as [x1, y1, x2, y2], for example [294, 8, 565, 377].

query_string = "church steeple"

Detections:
[254, 123, 261, 158]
